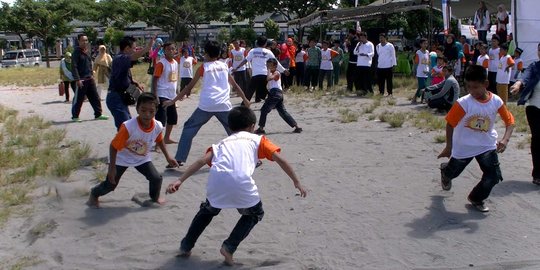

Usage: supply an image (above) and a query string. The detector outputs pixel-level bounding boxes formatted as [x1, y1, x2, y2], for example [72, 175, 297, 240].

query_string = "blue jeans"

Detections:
[106, 91, 131, 130]
[441, 149, 502, 202]
[174, 108, 231, 162]
[415, 77, 428, 98]
[180, 200, 264, 254]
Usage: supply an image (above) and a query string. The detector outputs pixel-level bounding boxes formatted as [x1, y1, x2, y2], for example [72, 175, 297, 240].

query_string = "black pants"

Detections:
[377, 68, 393, 95]
[180, 77, 192, 93]
[295, 62, 305, 86]
[233, 70, 248, 95]
[488, 71, 497, 94]
[304, 66, 319, 88]
[346, 62, 358, 91]
[427, 97, 452, 111]
[72, 78, 103, 119]
[180, 200, 264, 254]
[283, 67, 294, 89]
[357, 66, 373, 93]
[527, 106, 540, 179]
[318, 69, 333, 89]
[247, 75, 267, 102]
[63, 81, 77, 101]
[156, 97, 178, 126]
[90, 161, 163, 202]
[259, 89, 297, 128]
[441, 149, 502, 202]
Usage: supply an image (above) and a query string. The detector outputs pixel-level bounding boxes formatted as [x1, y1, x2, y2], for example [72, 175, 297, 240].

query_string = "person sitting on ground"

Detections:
[425, 64, 460, 111]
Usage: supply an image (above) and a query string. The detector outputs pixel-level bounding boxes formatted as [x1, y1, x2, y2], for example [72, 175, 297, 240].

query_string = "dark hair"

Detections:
[119, 36, 136, 51]
[491, 34, 500, 41]
[163, 42, 174, 50]
[204, 41, 221, 58]
[443, 63, 454, 72]
[256, 36, 268, 47]
[379, 33, 387, 38]
[419, 38, 428, 44]
[464, 65, 487, 83]
[266, 58, 278, 66]
[481, 43, 489, 50]
[136, 92, 159, 109]
[358, 32, 367, 37]
[321, 40, 329, 45]
[348, 28, 357, 35]
[436, 45, 444, 52]
[333, 40, 341, 45]
[500, 43, 509, 51]
[77, 34, 87, 41]
[228, 106, 256, 131]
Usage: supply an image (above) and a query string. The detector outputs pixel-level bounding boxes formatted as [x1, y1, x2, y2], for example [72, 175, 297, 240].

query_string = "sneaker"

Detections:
[72, 117, 82, 123]
[256, 160, 263, 168]
[468, 196, 489, 212]
[293, 127, 303, 133]
[95, 115, 109, 120]
[440, 162, 452, 191]
[254, 128, 266, 135]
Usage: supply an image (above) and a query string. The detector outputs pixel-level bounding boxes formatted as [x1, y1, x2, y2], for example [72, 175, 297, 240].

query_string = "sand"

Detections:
[1, 84, 540, 270]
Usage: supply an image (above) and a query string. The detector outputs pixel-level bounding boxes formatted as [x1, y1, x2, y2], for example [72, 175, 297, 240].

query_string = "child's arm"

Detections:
[228, 73, 250, 107]
[232, 59, 247, 72]
[107, 144, 119, 185]
[166, 151, 213, 194]
[272, 152, 307, 197]
[156, 137, 179, 168]
[438, 123, 454, 158]
[163, 65, 202, 107]
[497, 105, 515, 153]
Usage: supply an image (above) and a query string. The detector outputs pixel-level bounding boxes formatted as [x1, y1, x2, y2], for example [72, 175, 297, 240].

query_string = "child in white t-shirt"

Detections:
[166, 106, 307, 266]
[255, 58, 302, 135]
[413, 38, 430, 103]
[438, 65, 514, 212]
[495, 43, 515, 104]
[179, 48, 197, 95]
[87, 93, 179, 208]
[163, 41, 250, 166]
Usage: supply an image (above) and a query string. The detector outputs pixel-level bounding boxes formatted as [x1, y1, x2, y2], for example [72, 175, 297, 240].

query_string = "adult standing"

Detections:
[71, 34, 109, 122]
[59, 52, 75, 103]
[354, 32, 375, 95]
[510, 43, 540, 185]
[331, 40, 344, 86]
[107, 36, 154, 129]
[93, 45, 112, 100]
[443, 34, 460, 77]
[376, 33, 397, 96]
[345, 29, 359, 92]
[473, 1, 490, 44]
[282, 38, 296, 90]
[496, 4, 510, 44]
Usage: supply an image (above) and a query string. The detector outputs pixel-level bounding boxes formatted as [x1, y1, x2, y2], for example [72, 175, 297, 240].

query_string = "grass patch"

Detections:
[412, 110, 446, 131]
[338, 109, 360, 123]
[517, 136, 531, 149]
[0, 67, 58, 87]
[434, 134, 446, 143]
[379, 111, 407, 128]
[7, 255, 43, 270]
[363, 98, 381, 114]
[507, 103, 529, 133]
[0, 106, 91, 226]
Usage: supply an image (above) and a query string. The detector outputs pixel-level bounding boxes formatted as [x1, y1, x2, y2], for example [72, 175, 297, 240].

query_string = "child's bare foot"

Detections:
[164, 139, 178, 144]
[220, 247, 234, 266]
[156, 197, 166, 205]
[86, 194, 99, 208]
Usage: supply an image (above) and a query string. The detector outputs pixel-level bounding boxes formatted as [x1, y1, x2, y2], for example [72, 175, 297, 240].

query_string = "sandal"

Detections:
[166, 161, 183, 168]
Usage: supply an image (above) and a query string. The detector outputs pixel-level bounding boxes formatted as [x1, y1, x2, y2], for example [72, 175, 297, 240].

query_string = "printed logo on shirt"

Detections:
[183, 62, 191, 68]
[465, 114, 490, 132]
[126, 139, 148, 156]
[234, 55, 243, 61]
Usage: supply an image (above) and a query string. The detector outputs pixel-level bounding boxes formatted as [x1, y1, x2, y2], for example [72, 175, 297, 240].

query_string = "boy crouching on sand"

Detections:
[166, 106, 307, 266]
[87, 93, 179, 208]
[437, 65, 514, 212]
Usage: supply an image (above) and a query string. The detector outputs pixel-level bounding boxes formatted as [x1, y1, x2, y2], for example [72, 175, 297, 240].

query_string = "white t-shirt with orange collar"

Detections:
[445, 92, 514, 159]
[179, 56, 197, 79]
[488, 47, 500, 72]
[320, 48, 339, 70]
[154, 57, 179, 100]
[206, 131, 281, 209]
[197, 61, 232, 112]
[111, 118, 164, 167]
[230, 47, 247, 71]
[496, 54, 514, 84]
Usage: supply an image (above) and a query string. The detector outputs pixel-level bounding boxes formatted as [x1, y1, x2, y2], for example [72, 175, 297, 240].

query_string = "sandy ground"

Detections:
[1, 84, 540, 270]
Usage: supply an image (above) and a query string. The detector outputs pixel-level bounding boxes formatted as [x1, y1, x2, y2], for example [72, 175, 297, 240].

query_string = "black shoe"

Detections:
[468, 196, 489, 212]
[440, 162, 452, 191]
[293, 127, 303, 133]
[254, 128, 266, 135]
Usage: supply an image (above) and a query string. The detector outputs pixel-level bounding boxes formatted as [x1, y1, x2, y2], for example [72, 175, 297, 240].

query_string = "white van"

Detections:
[1, 49, 42, 68]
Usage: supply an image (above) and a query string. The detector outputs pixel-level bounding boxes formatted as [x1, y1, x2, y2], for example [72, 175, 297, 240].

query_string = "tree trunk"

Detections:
[45, 43, 50, 68]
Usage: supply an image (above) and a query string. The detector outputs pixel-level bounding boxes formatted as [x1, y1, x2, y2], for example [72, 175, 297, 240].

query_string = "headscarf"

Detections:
[152, 38, 164, 59]
[94, 45, 112, 67]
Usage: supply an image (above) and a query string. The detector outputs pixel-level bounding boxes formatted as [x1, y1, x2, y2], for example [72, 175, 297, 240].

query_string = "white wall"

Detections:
[515, 0, 540, 66]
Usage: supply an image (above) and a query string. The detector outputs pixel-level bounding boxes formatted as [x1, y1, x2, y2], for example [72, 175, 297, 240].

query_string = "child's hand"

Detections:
[295, 182, 307, 198]
[437, 147, 451, 159]
[497, 140, 508, 153]
[107, 168, 117, 185]
[166, 180, 182, 194]
[167, 158, 179, 168]
[162, 100, 175, 108]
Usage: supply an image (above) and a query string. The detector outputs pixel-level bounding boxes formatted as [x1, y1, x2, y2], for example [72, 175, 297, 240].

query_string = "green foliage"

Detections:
[83, 27, 99, 46]
[93, 0, 143, 29]
[217, 28, 230, 44]
[103, 27, 125, 47]
[230, 27, 257, 45]
[264, 19, 280, 40]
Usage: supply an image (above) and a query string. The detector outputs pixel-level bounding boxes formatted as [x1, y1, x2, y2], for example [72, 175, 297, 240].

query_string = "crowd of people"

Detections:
[52, 9, 540, 262]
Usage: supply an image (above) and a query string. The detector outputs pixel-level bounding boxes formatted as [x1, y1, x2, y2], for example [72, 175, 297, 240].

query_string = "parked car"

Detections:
[1, 49, 42, 68]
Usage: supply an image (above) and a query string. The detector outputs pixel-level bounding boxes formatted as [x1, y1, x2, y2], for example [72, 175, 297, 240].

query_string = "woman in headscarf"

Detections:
[93, 45, 113, 100]
[59, 51, 75, 103]
[473, 1, 490, 44]
[496, 4, 509, 43]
